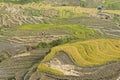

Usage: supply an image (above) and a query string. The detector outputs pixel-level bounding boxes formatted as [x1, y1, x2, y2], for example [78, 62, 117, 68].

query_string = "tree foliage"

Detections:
[36, 37, 78, 49]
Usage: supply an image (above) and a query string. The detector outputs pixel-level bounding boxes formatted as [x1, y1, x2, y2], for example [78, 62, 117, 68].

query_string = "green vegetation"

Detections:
[113, 15, 120, 23]
[22, 4, 120, 16]
[79, 0, 120, 10]
[0, 0, 119, 10]
[36, 37, 78, 48]
[15, 24, 101, 39]
[0, 0, 120, 79]
[40, 39, 120, 67]
[38, 63, 64, 75]
[103, 0, 120, 10]
[106, 2, 120, 10]
[37, 42, 49, 48]
[21, 23, 101, 49]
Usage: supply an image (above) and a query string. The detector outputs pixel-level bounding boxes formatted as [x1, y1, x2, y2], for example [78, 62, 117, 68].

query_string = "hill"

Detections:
[0, 3, 119, 38]
[0, 1, 120, 80]
[38, 39, 120, 79]
[39, 39, 120, 67]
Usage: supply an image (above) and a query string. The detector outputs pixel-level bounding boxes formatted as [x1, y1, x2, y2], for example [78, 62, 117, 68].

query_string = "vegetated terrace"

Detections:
[38, 39, 120, 75]
[14, 24, 101, 39]
[0, 2, 120, 18]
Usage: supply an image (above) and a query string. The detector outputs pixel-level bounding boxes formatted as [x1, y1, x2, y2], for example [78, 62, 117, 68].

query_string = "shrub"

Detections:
[36, 42, 49, 48]
[36, 37, 79, 49]
[49, 39, 64, 47]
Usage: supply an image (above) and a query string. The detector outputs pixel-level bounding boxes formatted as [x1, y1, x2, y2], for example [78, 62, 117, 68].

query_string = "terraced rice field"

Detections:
[37, 51, 120, 80]
[38, 39, 120, 75]
[59, 16, 120, 38]
[0, 1, 120, 80]
[0, 3, 119, 27]
[0, 47, 49, 80]
[21, 3, 120, 15]
[15, 24, 101, 39]
[0, 23, 100, 47]
[0, 5, 43, 27]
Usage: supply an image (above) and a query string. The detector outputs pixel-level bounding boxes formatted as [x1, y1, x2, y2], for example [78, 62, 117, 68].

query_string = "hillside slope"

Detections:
[0, 1, 120, 80]
[0, 0, 119, 9]
[40, 39, 120, 67]
[38, 39, 120, 80]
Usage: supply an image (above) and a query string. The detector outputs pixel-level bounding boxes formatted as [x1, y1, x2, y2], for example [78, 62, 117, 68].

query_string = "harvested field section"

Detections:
[0, 48, 49, 80]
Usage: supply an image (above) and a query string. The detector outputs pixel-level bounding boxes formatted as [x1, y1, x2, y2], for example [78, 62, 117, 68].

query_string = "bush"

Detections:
[49, 39, 64, 47]
[36, 37, 79, 49]
[36, 42, 49, 48]
[79, 1, 86, 7]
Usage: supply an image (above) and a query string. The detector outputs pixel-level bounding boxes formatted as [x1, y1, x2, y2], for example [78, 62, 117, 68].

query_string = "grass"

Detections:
[38, 63, 64, 75]
[15, 24, 101, 39]
[103, 0, 120, 10]
[79, 0, 120, 10]
[39, 39, 120, 67]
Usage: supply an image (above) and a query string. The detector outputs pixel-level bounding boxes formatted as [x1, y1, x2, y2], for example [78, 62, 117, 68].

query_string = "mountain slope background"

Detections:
[0, 0, 120, 10]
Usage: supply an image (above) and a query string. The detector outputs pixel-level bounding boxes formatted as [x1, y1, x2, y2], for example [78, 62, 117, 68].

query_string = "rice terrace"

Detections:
[0, 0, 120, 80]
